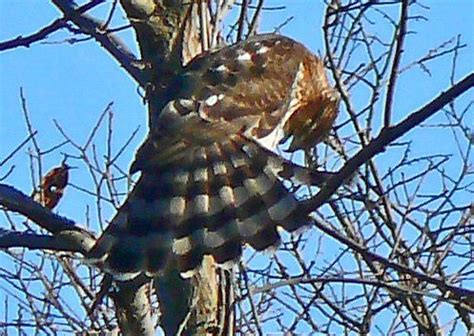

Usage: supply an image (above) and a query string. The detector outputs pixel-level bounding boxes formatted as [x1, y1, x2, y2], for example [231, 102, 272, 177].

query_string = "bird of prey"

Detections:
[87, 34, 339, 280]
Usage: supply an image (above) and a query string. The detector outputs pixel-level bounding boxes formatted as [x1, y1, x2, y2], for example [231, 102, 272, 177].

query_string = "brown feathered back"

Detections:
[87, 34, 339, 280]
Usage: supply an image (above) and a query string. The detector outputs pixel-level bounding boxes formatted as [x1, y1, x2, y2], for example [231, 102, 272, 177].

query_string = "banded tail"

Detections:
[87, 136, 311, 280]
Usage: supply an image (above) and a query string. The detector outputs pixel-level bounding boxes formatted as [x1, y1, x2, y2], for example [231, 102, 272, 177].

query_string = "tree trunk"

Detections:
[116, 1, 234, 334]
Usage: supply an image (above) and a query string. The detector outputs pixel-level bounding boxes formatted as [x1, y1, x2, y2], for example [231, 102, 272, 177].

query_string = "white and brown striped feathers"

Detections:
[87, 34, 339, 280]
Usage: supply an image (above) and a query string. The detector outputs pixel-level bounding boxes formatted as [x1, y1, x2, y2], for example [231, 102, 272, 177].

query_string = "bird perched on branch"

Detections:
[32, 162, 72, 210]
[87, 34, 339, 280]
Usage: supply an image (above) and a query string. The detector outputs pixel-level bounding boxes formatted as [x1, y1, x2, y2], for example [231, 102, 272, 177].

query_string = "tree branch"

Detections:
[309, 216, 474, 300]
[0, 184, 157, 335]
[111, 279, 156, 336]
[0, 183, 95, 254]
[0, 228, 83, 252]
[384, 0, 409, 127]
[0, 19, 67, 52]
[303, 73, 474, 211]
[51, 0, 145, 85]
[0, 1, 102, 51]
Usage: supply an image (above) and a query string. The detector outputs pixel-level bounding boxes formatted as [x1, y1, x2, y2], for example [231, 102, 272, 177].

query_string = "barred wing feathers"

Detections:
[87, 34, 339, 279]
[89, 136, 307, 279]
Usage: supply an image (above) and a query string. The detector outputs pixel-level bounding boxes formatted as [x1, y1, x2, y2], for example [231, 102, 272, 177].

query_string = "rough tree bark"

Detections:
[116, 1, 233, 334]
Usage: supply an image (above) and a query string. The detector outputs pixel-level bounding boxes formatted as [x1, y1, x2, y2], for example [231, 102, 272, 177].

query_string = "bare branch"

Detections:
[0, 19, 67, 52]
[0, 183, 95, 253]
[304, 73, 474, 211]
[0, 228, 83, 252]
[51, 0, 145, 85]
[384, 0, 409, 127]
[0, 131, 38, 168]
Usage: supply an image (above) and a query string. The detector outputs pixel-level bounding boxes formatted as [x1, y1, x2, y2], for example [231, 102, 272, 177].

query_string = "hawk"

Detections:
[87, 34, 339, 280]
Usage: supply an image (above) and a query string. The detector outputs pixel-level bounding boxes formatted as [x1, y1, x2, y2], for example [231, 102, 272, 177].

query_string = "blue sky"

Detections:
[0, 1, 473, 335]
[1, 1, 473, 195]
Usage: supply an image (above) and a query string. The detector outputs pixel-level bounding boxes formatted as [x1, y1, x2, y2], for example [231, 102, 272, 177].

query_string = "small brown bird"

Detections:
[33, 163, 71, 210]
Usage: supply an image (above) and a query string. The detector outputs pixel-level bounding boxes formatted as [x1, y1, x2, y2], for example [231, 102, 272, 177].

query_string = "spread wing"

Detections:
[132, 34, 339, 171]
[87, 34, 339, 280]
